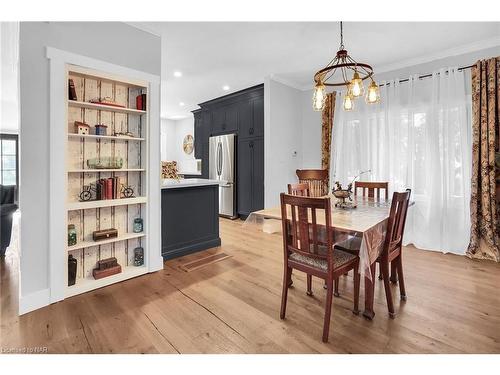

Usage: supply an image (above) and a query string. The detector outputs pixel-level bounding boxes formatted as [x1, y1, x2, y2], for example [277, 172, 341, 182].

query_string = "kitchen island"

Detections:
[161, 178, 221, 260]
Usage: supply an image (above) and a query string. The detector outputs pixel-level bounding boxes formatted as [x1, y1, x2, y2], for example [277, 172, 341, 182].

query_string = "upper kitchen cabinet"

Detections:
[239, 96, 264, 139]
[210, 102, 239, 135]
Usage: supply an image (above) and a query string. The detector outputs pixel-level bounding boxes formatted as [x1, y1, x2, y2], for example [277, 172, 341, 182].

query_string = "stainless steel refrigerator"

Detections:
[209, 134, 237, 218]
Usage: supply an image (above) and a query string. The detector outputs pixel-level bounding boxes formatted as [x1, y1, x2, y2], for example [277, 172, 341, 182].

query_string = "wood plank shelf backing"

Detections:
[67, 232, 145, 251]
[66, 66, 149, 297]
[68, 100, 147, 115]
[68, 133, 145, 141]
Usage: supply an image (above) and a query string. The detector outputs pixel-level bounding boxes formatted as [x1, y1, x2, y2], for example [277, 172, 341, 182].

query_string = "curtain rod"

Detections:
[378, 64, 475, 87]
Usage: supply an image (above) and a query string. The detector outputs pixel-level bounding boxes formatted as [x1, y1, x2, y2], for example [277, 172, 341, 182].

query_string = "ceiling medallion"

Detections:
[313, 21, 380, 111]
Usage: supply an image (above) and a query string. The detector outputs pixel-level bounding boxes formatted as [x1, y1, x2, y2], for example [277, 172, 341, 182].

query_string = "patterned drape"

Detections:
[467, 58, 500, 262]
[321, 92, 336, 191]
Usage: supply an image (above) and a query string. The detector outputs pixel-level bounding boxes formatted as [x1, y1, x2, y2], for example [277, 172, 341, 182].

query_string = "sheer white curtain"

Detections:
[331, 67, 472, 254]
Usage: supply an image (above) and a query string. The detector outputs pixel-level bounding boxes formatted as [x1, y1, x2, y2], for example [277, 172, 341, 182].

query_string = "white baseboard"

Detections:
[19, 288, 50, 315]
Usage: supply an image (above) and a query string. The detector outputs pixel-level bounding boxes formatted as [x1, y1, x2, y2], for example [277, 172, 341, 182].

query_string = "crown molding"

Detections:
[126, 22, 162, 37]
[269, 74, 308, 91]
[375, 35, 500, 74]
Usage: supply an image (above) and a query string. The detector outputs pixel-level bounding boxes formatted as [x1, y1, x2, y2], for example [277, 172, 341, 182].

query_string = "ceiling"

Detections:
[132, 22, 500, 119]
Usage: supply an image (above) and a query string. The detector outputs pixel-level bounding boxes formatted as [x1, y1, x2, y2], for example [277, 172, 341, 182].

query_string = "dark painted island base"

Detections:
[161, 183, 221, 260]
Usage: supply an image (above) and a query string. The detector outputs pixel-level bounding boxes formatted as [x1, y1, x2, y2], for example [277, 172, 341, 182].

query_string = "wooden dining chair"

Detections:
[279, 193, 360, 342]
[287, 183, 310, 197]
[335, 189, 411, 318]
[354, 181, 389, 200]
[296, 169, 328, 197]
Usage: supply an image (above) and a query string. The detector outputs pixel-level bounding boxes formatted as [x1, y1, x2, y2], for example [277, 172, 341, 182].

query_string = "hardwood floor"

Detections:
[1, 218, 500, 353]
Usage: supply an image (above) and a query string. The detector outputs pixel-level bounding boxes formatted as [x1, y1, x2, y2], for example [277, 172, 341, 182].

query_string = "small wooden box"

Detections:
[93, 228, 118, 241]
[93, 264, 121, 280]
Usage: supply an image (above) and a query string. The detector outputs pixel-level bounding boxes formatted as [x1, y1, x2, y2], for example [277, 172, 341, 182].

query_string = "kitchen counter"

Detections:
[161, 178, 221, 189]
[161, 179, 221, 260]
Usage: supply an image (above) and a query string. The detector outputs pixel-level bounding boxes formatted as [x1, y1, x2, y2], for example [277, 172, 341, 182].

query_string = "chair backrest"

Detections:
[287, 183, 310, 197]
[383, 189, 411, 254]
[295, 169, 328, 197]
[354, 181, 389, 200]
[280, 193, 333, 271]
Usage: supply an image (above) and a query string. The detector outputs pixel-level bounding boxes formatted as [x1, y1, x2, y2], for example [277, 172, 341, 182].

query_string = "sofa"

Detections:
[1, 185, 18, 257]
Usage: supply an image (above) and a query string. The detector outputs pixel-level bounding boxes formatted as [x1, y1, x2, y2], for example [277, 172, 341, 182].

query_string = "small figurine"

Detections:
[75, 121, 90, 135]
[121, 184, 135, 198]
[79, 184, 96, 201]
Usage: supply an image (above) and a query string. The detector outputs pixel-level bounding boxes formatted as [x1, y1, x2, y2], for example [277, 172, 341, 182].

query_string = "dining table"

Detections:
[244, 194, 407, 320]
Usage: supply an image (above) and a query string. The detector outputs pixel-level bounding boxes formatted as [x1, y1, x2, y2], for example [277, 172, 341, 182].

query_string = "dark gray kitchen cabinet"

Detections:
[193, 110, 203, 160]
[210, 102, 238, 135]
[193, 84, 264, 217]
[238, 137, 264, 218]
[238, 96, 264, 139]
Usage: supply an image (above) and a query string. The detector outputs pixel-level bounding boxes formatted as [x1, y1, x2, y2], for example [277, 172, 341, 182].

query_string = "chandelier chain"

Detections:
[339, 21, 344, 50]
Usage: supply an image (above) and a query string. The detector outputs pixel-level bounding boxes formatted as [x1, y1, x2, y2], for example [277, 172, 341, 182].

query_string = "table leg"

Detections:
[363, 263, 376, 320]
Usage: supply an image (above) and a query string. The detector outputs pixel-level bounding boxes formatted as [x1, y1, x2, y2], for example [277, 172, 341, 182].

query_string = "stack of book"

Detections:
[95, 177, 121, 200]
[136, 93, 147, 110]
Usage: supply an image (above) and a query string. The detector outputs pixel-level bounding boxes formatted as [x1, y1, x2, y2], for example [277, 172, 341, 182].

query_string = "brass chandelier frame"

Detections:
[313, 22, 374, 87]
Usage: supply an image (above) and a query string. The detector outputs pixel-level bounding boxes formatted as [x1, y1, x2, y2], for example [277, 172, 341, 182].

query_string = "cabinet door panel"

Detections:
[193, 112, 203, 159]
[237, 139, 253, 217]
[238, 100, 253, 139]
[252, 138, 264, 211]
[252, 96, 264, 138]
[224, 103, 239, 132]
[211, 107, 225, 135]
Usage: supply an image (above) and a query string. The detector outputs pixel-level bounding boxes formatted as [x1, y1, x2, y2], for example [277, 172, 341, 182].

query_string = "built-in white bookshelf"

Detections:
[65, 65, 150, 297]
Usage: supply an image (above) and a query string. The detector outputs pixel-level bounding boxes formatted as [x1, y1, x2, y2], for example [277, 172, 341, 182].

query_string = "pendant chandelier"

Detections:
[312, 22, 380, 111]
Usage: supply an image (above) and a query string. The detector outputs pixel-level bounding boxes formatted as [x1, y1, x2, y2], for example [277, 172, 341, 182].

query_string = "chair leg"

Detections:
[306, 274, 313, 296]
[353, 263, 360, 315]
[396, 255, 407, 301]
[378, 263, 383, 280]
[322, 278, 334, 343]
[334, 278, 340, 297]
[390, 260, 398, 284]
[287, 268, 293, 288]
[380, 259, 395, 318]
[280, 267, 292, 319]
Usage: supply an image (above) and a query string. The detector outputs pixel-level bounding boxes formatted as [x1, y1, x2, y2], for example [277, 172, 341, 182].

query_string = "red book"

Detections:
[106, 179, 113, 200]
[136, 95, 143, 110]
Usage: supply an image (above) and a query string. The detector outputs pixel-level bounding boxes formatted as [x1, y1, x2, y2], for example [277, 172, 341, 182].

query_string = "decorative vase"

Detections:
[68, 224, 77, 246]
[134, 247, 144, 266]
[68, 255, 77, 286]
[133, 218, 143, 233]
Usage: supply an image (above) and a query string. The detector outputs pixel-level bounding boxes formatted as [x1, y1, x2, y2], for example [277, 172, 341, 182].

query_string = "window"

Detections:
[0, 134, 18, 192]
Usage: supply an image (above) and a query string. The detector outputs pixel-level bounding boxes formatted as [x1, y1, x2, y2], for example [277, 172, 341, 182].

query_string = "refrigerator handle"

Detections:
[217, 141, 222, 176]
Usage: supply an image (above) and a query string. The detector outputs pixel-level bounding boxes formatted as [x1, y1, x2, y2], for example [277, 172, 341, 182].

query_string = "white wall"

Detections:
[160, 116, 197, 173]
[264, 79, 303, 207]
[19, 22, 161, 303]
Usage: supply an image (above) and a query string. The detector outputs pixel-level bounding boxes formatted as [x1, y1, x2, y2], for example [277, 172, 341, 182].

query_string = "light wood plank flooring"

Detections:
[1, 218, 500, 353]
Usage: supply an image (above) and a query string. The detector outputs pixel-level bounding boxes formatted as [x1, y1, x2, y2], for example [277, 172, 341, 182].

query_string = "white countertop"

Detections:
[161, 178, 222, 189]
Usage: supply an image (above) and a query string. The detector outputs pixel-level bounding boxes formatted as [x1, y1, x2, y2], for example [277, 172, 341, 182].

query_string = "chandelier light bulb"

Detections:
[312, 82, 326, 111]
[366, 80, 380, 104]
[343, 92, 354, 111]
[350, 71, 364, 97]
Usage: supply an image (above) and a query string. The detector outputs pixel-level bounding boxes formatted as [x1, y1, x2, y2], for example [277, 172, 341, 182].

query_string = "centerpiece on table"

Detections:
[332, 169, 371, 209]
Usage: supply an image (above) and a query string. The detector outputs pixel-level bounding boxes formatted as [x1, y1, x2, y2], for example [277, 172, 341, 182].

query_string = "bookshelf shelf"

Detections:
[67, 232, 146, 251]
[67, 168, 145, 173]
[68, 100, 146, 115]
[68, 133, 145, 141]
[67, 197, 147, 210]
[66, 266, 147, 298]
